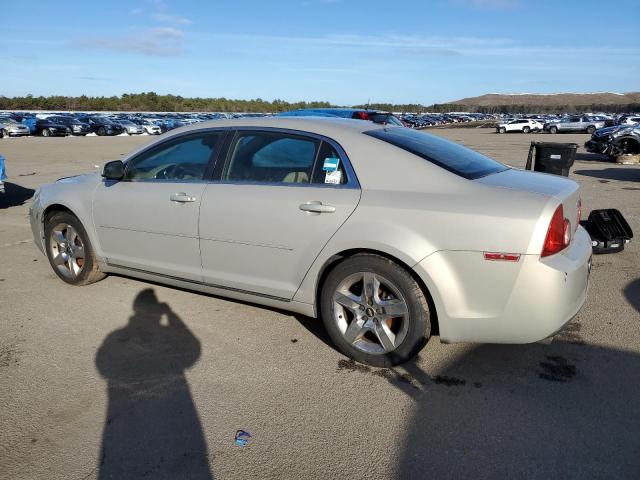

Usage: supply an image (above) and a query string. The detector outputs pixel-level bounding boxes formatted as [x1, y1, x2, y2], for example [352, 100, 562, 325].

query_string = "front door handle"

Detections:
[170, 192, 196, 203]
[299, 201, 336, 214]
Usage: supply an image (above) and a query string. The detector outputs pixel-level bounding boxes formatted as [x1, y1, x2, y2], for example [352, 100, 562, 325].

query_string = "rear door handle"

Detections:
[299, 201, 336, 214]
[170, 192, 196, 203]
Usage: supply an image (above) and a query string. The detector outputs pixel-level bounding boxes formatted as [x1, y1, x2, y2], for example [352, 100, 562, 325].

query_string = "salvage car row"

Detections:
[0, 112, 232, 138]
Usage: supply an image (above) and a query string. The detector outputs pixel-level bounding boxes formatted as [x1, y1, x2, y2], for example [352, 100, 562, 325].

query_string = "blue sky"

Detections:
[2, 0, 639, 105]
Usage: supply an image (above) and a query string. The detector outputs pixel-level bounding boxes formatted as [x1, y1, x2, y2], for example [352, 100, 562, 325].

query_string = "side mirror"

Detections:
[102, 160, 125, 180]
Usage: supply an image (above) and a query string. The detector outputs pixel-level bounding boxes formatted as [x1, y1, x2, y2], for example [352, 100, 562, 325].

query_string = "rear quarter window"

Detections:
[364, 127, 507, 179]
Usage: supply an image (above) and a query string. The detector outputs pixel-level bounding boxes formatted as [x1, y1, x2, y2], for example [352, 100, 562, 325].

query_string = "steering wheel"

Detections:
[154, 164, 202, 180]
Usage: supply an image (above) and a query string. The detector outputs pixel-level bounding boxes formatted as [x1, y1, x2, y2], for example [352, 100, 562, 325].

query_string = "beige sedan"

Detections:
[30, 117, 591, 366]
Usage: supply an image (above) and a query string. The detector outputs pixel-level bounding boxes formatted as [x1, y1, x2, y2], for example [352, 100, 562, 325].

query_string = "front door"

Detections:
[199, 130, 361, 299]
[93, 130, 225, 280]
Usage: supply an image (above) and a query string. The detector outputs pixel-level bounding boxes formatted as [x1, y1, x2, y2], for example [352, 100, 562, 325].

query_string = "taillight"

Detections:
[355, 111, 369, 120]
[542, 205, 571, 257]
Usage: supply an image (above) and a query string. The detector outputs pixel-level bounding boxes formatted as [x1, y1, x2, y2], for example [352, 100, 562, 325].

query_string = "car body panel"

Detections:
[93, 181, 206, 281]
[30, 117, 592, 346]
[200, 183, 360, 299]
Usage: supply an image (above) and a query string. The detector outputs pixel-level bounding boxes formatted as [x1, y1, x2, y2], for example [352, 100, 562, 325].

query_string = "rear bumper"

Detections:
[414, 226, 592, 344]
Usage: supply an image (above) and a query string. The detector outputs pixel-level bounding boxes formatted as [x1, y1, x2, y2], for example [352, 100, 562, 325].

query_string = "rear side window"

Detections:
[224, 132, 320, 184]
[364, 127, 507, 179]
[311, 142, 348, 185]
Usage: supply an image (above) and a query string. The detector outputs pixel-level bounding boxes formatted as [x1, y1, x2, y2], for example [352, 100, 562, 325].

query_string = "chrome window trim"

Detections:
[213, 127, 361, 190]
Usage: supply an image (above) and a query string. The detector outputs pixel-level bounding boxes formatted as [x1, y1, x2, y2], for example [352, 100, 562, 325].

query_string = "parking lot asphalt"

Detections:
[1, 130, 638, 479]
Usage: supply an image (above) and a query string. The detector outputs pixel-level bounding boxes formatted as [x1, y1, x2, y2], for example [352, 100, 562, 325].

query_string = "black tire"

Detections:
[0, 129, 6, 138]
[44, 211, 106, 286]
[97, 127, 106, 136]
[42, 128, 51, 137]
[498, 127, 506, 134]
[549, 126, 558, 134]
[523, 126, 530, 133]
[586, 125, 596, 134]
[320, 253, 431, 367]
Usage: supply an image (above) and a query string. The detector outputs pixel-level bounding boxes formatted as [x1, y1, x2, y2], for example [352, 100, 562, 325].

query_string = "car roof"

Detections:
[160, 116, 387, 141]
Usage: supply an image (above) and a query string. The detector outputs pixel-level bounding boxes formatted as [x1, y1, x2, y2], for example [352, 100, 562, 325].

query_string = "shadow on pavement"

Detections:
[575, 152, 611, 162]
[574, 168, 640, 182]
[389, 339, 640, 479]
[95, 289, 213, 479]
[0, 182, 35, 209]
[624, 278, 640, 314]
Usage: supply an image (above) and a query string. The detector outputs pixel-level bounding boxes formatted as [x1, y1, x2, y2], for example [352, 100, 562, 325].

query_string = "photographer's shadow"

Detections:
[96, 289, 213, 479]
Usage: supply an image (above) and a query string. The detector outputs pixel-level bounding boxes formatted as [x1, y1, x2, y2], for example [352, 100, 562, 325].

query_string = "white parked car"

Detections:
[619, 116, 640, 126]
[496, 119, 544, 134]
[29, 118, 591, 366]
[142, 121, 162, 135]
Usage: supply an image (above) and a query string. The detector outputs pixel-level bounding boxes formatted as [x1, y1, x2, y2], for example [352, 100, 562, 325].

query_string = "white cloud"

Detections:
[78, 27, 185, 56]
[152, 13, 192, 25]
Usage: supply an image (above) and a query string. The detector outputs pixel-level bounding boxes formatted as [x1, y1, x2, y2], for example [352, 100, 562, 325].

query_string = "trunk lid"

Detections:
[476, 168, 582, 235]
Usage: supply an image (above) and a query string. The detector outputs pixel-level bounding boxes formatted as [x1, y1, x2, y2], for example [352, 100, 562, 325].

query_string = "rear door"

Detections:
[199, 129, 361, 299]
[93, 130, 226, 280]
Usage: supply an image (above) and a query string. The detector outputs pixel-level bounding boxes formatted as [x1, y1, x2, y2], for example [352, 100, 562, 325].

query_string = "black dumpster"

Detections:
[525, 142, 578, 176]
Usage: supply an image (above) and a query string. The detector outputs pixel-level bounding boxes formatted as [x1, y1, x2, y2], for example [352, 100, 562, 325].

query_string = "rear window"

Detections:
[365, 127, 507, 179]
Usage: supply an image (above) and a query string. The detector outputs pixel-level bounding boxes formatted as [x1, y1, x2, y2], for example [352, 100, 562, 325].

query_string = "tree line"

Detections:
[0, 92, 332, 113]
[0, 92, 638, 114]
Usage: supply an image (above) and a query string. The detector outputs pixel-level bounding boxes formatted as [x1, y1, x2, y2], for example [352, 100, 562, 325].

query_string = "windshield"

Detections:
[365, 127, 508, 179]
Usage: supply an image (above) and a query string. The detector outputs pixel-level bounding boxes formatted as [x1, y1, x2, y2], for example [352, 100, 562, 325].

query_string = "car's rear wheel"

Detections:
[97, 127, 106, 136]
[44, 211, 106, 286]
[320, 253, 431, 367]
[523, 126, 530, 133]
[549, 126, 558, 134]
[42, 128, 51, 137]
[586, 125, 596, 134]
[0, 129, 7, 138]
[499, 127, 506, 134]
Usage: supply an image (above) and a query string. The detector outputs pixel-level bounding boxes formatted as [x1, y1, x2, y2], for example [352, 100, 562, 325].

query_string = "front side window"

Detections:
[224, 132, 319, 184]
[126, 132, 223, 181]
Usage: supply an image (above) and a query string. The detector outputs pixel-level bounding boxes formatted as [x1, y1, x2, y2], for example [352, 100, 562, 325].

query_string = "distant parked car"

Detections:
[86, 117, 125, 136]
[35, 119, 70, 137]
[618, 115, 640, 126]
[496, 119, 544, 134]
[0, 154, 6, 194]
[545, 116, 606, 134]
[585, 124, 640, 157]
[141, 121, 162, 135]
[0, 119, 31, 137]
[276, 108, 405, 126]
[47, 116, 91, 136]
[114, 119, 145, 135]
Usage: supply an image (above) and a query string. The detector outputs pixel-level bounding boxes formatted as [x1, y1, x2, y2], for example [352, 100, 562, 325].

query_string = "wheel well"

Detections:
[43, 204, 76, 224]
[315, 248, 439, 335]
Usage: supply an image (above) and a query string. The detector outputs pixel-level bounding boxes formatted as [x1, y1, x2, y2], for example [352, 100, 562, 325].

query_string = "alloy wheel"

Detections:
[49, 223, 86, 279]
[332, 272, 410, 354]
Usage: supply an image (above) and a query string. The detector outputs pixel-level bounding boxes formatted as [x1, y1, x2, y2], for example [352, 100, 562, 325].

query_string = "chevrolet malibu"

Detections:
[29, 118, 591, 366]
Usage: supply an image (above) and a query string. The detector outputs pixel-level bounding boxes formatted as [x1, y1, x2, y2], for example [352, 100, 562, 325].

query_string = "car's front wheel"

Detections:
[498, 127, 506, 134]
[320, 253, 431, 367]
[44, 211, 106, 286]
[549, 126, 558, 134]
[42, 128, 51, 137]
[586, 125, 596, 134]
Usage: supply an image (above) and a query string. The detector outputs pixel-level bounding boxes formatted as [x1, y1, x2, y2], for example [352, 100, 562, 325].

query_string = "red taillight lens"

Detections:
[542, 205, 571, 257]
[355, 111, 369, 120]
